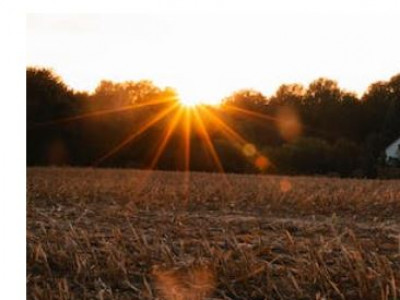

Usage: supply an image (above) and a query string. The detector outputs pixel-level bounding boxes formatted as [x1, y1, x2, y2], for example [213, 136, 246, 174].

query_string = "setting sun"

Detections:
[27, 11, 400, 100]
[179, 97, 200, 107]
[177, 89, 221, 108]
[23, 2, 400, 299]
[177, 94, 202, 108]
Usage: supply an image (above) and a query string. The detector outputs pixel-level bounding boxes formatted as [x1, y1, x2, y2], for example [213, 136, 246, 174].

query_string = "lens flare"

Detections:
[280, 178, 292, 193]
[243, 143, 257, 157]
[153, 264, 215, 300]
[276, 106, 303, 142]
[255, 155, 269, 171]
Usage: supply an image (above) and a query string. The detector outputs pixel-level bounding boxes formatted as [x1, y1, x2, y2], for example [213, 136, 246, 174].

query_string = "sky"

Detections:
[3, 1, 400, 297]
[27, 6, 400, 104]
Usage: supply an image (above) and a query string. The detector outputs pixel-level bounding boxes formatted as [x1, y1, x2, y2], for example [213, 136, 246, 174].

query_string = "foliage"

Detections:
[27, 67, 400, 177]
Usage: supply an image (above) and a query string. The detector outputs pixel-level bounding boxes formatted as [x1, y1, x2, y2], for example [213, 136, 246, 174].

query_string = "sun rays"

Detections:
[191, 108, 225, 174]
[30, 90, 297, 200]
[198, 106, 271, 171]
[29, 96, 177, 128]
[149, 107, 184, 170]
[31, 91, 278, 174]
[94, 102, 179, 166]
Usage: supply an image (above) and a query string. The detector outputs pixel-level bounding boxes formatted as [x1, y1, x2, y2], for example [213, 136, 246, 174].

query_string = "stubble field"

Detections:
[27, 167, 400, 300]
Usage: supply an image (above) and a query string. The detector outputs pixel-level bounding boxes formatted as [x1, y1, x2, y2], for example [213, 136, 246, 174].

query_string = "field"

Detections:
[27, 167, 400, 300]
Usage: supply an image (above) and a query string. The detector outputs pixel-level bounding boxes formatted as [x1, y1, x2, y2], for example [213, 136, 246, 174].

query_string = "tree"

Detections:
[27, 67, 79, 165]
[27, 67, 77, 123]
[331, 138, 360, 176]
[222, 89, 267, 111]
[26, 66, 400, 177]
[269, 83, 305, 107]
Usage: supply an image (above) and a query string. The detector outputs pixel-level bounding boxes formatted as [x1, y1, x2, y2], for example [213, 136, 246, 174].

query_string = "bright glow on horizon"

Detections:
[27, 10, 400, 103]
[178, 96, 201, 107]
[178, 85, 222, 107]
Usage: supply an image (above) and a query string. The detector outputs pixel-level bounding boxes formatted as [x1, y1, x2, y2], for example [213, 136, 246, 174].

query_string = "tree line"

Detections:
[27, 67, 400, 178]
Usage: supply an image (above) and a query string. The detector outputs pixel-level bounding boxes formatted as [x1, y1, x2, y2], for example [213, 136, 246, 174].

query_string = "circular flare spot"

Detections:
[243, 143, 257, 157]
[255, 155, 269, 170]
[276, 106, 302, 142]
[279, 178, 292, 193]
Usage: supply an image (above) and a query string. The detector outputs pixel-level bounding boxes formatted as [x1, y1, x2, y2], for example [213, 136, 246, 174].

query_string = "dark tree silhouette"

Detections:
[26, 67, 400, 177]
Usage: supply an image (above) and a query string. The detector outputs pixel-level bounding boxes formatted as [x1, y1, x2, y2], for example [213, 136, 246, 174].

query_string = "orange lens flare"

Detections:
[279, 178, 292, 193]
[199, 106, 247, 147]
[149, 108, 184, 169]
[225, 104, 277, 123]
[276, 106, 303, 142]
[255, 155, 269, 171]
[153, 264, 215, 300]
[200, 106, 270, 171]
[192, 108, 225, 174]
[31, 97, 176, 128]
[226, 104, 303, 142]
[183, 108, 192, 173]
[181, 108, 192, 204]
[242, 143, 257, 157]
[94, 103, 179, 165]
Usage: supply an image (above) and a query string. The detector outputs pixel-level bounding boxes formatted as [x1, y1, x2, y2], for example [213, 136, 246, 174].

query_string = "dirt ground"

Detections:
[27, 167, 400, 299]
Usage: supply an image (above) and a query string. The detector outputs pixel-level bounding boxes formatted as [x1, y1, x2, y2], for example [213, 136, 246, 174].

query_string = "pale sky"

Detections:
[27, 8, 400, 104]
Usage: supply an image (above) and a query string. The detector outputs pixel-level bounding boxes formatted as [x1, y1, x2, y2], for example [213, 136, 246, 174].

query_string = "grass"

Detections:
[27, 167, 400, 299]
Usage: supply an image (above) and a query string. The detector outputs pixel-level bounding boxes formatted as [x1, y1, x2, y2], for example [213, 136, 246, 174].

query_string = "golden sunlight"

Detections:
[179, 97, 201, 108]
[28, 13, 400, 102]
[25, 6, 400, 299]
[177, 87, 222, 108]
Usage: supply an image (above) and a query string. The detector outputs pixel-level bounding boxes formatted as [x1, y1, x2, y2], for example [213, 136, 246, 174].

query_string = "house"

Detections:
[385, 137, 400, 166]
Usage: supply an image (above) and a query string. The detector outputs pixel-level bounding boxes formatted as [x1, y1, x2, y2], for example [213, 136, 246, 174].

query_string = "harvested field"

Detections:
[27, 167, 400, 299]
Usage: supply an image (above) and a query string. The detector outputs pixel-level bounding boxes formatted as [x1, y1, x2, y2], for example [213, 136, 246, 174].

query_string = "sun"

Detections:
[177, 88, 221, 108]
[177, 89, 205, 107]
[179, 97, 202, 108]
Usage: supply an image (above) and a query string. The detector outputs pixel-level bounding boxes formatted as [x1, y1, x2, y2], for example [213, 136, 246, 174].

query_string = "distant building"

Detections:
[385, 137, 400, 166]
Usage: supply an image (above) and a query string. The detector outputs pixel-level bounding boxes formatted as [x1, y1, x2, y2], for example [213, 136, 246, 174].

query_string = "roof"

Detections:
[386, 136, 400, 150]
